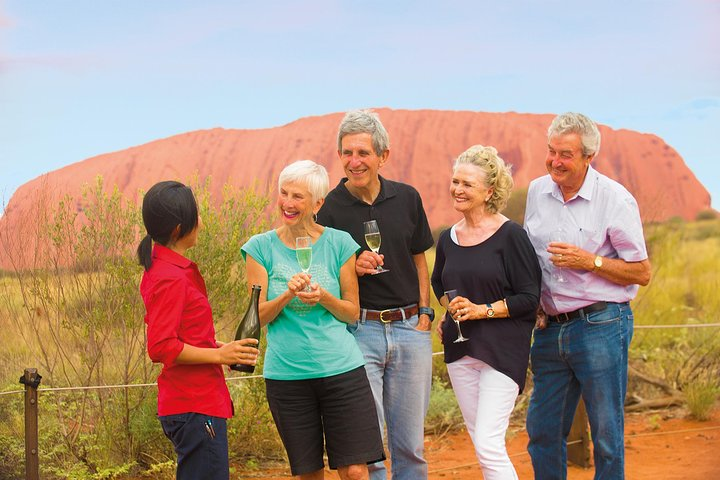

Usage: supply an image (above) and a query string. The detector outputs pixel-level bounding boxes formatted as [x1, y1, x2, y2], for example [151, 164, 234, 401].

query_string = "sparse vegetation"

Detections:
[684, 377, 720, 421]
[1, 180, 719, 477]
[0, 176, 277, 478]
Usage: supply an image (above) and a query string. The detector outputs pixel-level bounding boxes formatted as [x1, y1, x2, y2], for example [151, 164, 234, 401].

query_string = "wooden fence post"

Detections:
[567, 398, 592, 468]
[20, 368, 41, 480]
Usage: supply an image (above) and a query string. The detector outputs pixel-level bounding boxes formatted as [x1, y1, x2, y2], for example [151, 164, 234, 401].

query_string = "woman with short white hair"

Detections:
[242, 160, 384, 480]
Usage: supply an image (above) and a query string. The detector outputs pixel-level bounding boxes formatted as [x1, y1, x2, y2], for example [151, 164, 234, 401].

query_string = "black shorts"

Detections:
[265, 366, 385, 475]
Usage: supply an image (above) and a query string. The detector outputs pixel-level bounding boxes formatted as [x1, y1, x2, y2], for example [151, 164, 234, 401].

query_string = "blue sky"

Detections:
[1, 0, 719, 211]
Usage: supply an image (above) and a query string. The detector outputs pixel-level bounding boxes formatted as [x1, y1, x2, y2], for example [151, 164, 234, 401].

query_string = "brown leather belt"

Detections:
[362, 305, 419, 323]
[548, 301, 608, 323]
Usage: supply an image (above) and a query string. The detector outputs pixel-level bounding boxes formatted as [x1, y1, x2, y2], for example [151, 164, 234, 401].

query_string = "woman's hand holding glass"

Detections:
[444, 290, 470, 343]
[287, 272, 313, 294]
[447, 296, 480, 322]
[287, 272, 322, 306]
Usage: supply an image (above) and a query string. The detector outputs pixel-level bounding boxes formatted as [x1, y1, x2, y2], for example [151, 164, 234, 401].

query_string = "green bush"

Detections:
[425, 377, 463, 435]
[0, 176, 274, 478]
[684, 378, 720, 421]
[695, 209, 718, 221]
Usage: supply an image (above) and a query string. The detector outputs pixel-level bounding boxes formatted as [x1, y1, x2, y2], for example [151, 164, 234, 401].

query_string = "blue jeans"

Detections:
[159, 413, 229, 480]
[527, 302, 633, 480]
[348, 313, 432, 480]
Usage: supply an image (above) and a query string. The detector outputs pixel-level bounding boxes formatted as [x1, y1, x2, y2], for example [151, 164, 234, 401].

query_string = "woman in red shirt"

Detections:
[138, 181, 259, 480]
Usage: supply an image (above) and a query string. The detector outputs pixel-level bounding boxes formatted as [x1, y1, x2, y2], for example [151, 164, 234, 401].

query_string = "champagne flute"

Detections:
[549, 228, 568, 283]
[363, 220, 389, 274]
[295, 236, 312, 292]
[444, 289, 469, 343]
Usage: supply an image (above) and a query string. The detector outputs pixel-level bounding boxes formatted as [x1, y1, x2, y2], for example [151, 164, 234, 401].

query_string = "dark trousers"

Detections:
[159, 413, 229, 480]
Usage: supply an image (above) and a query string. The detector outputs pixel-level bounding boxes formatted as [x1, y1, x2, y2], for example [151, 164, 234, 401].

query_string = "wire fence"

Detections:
[3, 322, 718, 398]
[5, 321, 720, 479]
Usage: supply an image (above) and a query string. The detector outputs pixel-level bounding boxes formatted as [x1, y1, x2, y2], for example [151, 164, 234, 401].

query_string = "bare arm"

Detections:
[593, 257, 651, 286]
[413, 252, 432, 331]
[175, 338, 259, 366]
[548, 242, 652, 286]
[245, 254, 295, 326]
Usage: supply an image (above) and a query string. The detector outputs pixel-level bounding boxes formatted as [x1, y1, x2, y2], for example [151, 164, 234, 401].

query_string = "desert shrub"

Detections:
[684, 378, 720, 421]
[425, 377, 463, 435]
[695, 209, 718, 221]
[0, 395, 24, 480]
[227, 378, 284, 463]
[0, 176, 273, 478]
[629, 217, 720, 416]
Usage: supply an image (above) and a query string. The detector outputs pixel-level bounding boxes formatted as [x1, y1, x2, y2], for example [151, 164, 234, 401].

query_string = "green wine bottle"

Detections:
[230, 284, 261, 373]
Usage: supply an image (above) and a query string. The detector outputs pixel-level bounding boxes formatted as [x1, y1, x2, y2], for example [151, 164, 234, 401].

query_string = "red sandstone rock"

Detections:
[0, 108, 710, 269]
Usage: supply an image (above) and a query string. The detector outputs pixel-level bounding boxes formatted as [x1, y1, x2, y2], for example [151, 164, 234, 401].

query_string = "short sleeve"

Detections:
[608, 195, 648, 262]
[241, 232, 271, 270]
[333, 229, 361, 265]
[410, 189, 434, 254]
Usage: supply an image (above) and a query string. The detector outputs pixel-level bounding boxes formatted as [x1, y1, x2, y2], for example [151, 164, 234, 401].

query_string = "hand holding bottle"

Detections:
[230, 284, 262, 373]
[216, 338, 259, 366]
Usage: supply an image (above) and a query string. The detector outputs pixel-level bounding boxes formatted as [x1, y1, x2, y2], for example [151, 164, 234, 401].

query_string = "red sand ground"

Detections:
[239, 407, 720, 479]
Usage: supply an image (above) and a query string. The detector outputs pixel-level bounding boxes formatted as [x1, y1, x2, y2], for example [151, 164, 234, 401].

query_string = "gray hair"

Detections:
[454, 145, 514, 214]
[337, 109, 390, 156]
[278, 160, 330, 203]
[548, 112, 601, 157]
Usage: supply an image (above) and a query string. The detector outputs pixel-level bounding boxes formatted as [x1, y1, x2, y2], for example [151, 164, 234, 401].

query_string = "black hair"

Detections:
[137, 181, 199, 271]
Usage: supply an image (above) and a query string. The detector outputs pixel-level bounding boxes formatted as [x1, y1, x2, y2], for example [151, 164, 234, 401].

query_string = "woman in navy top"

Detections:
[431, 145, 541, 480]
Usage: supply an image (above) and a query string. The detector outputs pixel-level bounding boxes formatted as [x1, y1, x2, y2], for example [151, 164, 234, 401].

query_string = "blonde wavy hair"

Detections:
[453, 145, 513, 214]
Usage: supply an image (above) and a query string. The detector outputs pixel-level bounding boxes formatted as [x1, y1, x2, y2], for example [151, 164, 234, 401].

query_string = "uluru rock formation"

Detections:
[0, 108, 711, 269]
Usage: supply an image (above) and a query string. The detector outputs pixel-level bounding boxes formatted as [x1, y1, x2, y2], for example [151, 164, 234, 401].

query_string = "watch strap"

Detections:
[418, 306, 435, 321]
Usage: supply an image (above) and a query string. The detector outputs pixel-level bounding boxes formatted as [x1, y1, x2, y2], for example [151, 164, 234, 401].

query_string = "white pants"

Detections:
[447, 356, 519, 480]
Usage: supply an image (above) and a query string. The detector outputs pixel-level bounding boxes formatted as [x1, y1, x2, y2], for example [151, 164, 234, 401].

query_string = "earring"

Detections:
[313, 212, 318, 223]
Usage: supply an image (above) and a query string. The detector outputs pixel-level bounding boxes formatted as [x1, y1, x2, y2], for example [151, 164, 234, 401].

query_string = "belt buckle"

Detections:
[379, 309, 394, 323]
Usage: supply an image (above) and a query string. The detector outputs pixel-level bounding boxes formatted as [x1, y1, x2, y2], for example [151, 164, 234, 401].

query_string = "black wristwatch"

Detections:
[418, 306, 435, 322]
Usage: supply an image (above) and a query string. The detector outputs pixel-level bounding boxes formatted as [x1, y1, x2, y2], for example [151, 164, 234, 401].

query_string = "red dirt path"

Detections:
[239, 407, 720, 479]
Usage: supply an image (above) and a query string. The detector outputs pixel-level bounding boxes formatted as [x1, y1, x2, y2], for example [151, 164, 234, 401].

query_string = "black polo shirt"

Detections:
[317, 176, 434, 310]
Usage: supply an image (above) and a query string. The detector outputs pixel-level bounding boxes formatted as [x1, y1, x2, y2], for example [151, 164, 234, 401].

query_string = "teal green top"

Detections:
[241, 227, 364, 380]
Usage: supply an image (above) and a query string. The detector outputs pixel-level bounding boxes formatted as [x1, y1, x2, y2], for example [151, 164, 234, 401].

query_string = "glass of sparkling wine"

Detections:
[295, 236, 313, 291]
[363, 220, 389, 274]
[549, 228, 568, 283]
[444, 289, 469, 343]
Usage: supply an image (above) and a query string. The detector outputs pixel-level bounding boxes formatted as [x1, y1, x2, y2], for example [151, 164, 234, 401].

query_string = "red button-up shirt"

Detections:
[140, 244, 232, 417]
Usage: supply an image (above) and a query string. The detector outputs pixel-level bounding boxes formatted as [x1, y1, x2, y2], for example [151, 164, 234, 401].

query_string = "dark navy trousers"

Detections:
[160, 413, 229, 480]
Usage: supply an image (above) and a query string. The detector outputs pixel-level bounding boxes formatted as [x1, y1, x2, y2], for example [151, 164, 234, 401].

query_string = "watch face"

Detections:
[594, 256, 603, 268]
[487, 309, 495, 317]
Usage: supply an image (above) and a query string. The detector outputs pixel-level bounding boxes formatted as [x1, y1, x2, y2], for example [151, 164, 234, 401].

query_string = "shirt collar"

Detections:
[542, 165, 598, 202]
[334, 175, 397, 206]
[575, 165, 598, 201]
[152, 243, 194, 269]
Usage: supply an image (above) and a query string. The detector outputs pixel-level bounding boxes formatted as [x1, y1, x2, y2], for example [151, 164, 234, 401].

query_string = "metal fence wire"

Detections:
[6, 322, 720, 479]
